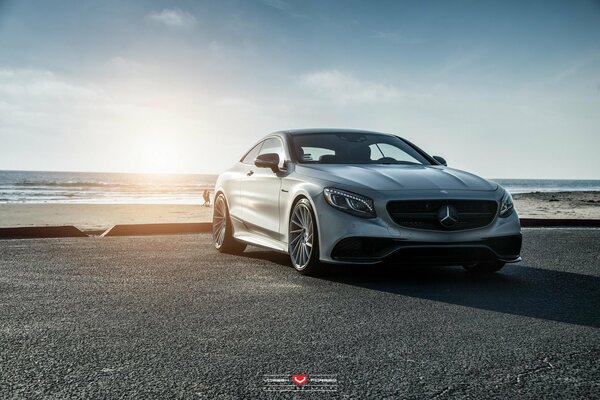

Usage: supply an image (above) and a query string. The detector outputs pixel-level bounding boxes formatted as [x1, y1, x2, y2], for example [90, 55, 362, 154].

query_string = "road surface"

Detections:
[1, 228, 599, 398]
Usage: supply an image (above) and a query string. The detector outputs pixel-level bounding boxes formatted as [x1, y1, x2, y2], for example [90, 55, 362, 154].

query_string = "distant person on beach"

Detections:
[203, 189, 211, 207]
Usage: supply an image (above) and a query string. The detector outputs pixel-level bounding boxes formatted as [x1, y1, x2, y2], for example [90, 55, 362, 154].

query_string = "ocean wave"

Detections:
[0, 171, 218, 204]
[12, 180, 113, 187]
[3, 180, 212, 188]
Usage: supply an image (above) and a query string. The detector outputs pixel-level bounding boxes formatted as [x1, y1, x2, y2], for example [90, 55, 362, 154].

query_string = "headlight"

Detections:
[499, 190, 514, 218]
[323, 188, 376, 218]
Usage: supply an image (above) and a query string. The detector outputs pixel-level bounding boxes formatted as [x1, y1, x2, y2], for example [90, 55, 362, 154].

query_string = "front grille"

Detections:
[387, 200, 498, 231]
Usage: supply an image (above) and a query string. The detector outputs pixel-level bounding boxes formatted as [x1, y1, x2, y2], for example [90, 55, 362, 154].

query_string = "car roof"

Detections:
[278, 128, 395, 136]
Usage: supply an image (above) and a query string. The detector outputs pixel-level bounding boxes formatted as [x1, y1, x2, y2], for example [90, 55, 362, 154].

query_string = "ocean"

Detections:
[0, 170, 598, 204]
[0, 170, 217, 204]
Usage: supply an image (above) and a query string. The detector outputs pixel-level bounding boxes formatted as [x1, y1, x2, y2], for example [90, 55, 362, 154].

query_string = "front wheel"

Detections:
[213, 194, 246, 254]
[289, 198, 323, 275]
[463, 261, 505, 274]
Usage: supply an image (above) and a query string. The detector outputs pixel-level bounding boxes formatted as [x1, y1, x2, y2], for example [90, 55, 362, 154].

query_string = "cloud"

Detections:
[372, 31, 425, 44]
[105, 57, 145, 74]
[0, 68, 98, 103]
[550, 53, 600, 84]
[300, 70, 400, 105]
[0, 67, 113, 151]
[209, 41, 224, 53]
[258, 0, 306, 18]
[216, 97, 258, 110]
[259, 0, 289, 11]
[146, 8, 197, 28]
[439, 50, 485, 75]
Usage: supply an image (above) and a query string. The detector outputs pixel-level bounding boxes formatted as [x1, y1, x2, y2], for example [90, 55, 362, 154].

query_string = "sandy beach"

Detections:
[0, 191, 598, 232]
[512, 191, 600, 220]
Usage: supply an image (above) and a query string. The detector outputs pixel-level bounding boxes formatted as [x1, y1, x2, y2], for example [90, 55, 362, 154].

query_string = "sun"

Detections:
[137, 138, 179, 174]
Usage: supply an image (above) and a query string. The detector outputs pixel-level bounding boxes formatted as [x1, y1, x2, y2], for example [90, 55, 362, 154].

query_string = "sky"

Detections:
[0, 0, 599, 178]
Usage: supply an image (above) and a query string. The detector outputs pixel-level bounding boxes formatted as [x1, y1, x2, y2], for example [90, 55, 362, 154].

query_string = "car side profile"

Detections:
[213, 129, 522, 275]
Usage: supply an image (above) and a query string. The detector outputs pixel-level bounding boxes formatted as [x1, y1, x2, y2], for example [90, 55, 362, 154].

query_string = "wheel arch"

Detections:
[213, 188, 231, 212]
[286, 190, 323, 259]
[213, 188, 244, 237]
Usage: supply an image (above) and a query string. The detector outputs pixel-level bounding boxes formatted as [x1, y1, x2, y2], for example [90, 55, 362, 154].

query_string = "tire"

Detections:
[213, 193, 246, 254]
[288, 198, 323, 275]
[463, 261, 505, 274]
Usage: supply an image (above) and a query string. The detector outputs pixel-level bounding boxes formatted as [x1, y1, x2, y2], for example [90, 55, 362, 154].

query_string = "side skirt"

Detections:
[230, 216, 288, 253]
[234, 232, 288, 253]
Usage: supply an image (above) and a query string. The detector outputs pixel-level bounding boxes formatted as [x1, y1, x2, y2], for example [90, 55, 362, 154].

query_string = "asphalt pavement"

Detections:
[0, 228, 599, 399]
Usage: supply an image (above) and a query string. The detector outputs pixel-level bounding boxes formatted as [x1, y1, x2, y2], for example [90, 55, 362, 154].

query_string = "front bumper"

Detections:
[314, 189, 522, 265]
[330, 235, 522, 265]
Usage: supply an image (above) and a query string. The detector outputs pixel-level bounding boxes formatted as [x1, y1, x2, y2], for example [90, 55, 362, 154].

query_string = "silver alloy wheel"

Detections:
[289, 203, 314, 270]
[213, 195, 226, 248]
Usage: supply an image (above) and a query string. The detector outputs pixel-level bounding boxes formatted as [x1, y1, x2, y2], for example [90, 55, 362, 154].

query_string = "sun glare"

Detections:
[137, 138, 179, 174]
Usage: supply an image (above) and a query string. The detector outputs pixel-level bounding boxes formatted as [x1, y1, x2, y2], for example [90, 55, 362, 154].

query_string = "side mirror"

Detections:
[254, 153, 280, 172]
[433, 155, 447, 166]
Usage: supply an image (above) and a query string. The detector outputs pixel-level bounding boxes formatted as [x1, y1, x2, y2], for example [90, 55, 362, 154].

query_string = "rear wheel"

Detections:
[463, 261, 505, 274]
[213, 194, 246, 254]
[289, 198, 323, 275]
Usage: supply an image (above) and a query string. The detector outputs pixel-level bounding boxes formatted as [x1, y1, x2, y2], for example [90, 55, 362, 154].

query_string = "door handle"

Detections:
[246, 170, 254, 176]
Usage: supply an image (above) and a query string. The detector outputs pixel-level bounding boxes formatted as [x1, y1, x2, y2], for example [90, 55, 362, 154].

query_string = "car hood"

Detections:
[295, 164, 497, 192]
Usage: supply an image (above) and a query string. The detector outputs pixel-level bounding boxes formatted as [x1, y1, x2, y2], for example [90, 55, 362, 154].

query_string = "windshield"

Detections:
[292, 133, 432, 165]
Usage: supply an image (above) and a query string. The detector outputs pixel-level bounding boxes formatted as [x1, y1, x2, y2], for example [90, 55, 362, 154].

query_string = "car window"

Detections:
[240, 142, 263, 164]
[292, 133, 431, 165]
[258, 137, 285, 164]
[369, 143, 422, 164]
[299, 147, 335, 162]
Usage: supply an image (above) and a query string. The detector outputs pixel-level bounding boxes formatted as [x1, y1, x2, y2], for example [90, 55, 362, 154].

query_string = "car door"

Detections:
[227, 141, 264, 222]
[240, 137, 284, 236]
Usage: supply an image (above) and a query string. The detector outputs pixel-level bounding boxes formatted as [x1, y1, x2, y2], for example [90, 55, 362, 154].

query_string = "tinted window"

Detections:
[369, 143, 423, 164]
[240, 142, 263, 164]
[292, 133, 431, 165]
[299, 147, 335, 162]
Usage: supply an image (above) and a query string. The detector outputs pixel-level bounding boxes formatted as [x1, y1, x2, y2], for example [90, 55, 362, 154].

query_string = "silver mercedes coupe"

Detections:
[213, 129, 522, 275]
